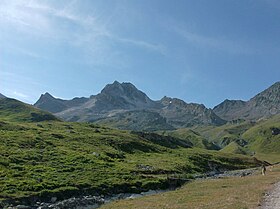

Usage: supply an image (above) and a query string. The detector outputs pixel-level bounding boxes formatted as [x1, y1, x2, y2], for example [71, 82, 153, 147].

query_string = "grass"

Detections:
[1, 97, 279, 207]
[243, 115, 280, 155]
[0, 120, 258, 206]
[220, 142, 247, 155]
[0, 98, 58, 122]
[194, 121, 255, 148]
[101, 165, 280, 209]
[158, 128, 219, 150]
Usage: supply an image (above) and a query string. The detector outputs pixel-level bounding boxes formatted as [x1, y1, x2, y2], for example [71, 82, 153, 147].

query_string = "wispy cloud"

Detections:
[13, 91, 28, 99]
[0, 0, 164, 55]
[175, 27, 256, 55]
[115, 37, 167, 55]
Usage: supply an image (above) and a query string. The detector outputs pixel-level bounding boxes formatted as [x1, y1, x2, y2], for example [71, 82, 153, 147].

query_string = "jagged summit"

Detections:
[101, 81, 152, 104]
[41, 92, 55, 99]
[34, 81, 224, 129]
[214, 81, 280, 121]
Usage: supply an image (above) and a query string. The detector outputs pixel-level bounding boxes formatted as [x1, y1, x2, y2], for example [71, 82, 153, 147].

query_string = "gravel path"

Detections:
[258, 181, 280, 209]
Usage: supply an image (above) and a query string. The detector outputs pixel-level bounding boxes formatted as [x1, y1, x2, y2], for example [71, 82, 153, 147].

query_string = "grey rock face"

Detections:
[159, 97, 225, 128]
[34, 92, 89, 113]
[213, 99, 247, 121]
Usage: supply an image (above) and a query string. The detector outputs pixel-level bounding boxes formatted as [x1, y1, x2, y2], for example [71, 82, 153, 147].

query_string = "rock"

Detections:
[51, 196, 57, 203]
[271, 127, 280, 135]
[15, 205, 31, 209]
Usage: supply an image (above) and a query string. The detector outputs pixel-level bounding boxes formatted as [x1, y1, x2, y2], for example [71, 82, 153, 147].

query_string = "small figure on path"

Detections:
[261, 164, 266, 175]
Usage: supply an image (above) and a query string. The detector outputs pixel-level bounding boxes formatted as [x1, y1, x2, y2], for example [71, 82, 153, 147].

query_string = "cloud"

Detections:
[115, 37, 167, 55]
[175, 27, 256, 55]
[0, 0, 166, 69]
[13, 91, 28, 99]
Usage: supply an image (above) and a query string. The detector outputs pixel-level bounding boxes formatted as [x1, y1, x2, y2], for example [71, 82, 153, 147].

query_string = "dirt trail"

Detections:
[258, 181, 280, 209]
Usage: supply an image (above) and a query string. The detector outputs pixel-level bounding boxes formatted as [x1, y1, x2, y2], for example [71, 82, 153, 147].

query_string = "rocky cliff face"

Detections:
[213, 99, 247, 121]
[34, 81, 224, 129]
[159, 97, 225, 128]
[214, 82, 280, 121]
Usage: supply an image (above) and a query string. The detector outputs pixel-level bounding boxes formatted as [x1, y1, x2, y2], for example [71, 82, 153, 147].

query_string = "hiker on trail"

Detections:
[261, 164, 266, 175]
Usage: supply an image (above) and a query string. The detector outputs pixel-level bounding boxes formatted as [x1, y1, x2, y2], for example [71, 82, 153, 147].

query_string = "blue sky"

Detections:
[1, 0, 280, 107]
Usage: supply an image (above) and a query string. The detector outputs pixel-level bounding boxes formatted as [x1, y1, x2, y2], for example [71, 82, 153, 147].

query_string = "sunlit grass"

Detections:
[102, 166, 280, 209]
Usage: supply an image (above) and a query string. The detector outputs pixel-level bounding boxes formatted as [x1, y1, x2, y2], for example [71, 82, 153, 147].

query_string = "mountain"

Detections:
[99, 81, 156, 110]
[34, 81, 224, 129]
[96, 110, 175, 131]
[0, 98, 58, 122]
[212, 99, 246, 121]
[214, 82, 280, 121]
[34, 92, 88, 113]
[159, 96, 225, 128]
[0, 93, 6, 99]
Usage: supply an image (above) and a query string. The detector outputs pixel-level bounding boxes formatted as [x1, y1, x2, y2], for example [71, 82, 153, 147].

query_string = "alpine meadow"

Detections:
[1, 1, 280, 209]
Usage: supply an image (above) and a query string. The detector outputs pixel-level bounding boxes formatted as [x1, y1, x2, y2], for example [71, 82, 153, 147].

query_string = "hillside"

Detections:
[158, 128, 219, 150]
[195, 121, 255, 148]
[186, 115, 280, 160]
[95, 110, 175, 131]
[0, 93, 6, 99]
[0, 98, 58, 122]
[0, 120, 258, 207]
[242, 114, 280, 154]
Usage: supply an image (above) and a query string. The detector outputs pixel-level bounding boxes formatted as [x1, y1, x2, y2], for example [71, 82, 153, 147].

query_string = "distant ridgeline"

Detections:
[33, 81, 280, 131]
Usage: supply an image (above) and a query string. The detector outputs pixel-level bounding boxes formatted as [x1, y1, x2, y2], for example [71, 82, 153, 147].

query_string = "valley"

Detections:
[0, 81, 280, 208]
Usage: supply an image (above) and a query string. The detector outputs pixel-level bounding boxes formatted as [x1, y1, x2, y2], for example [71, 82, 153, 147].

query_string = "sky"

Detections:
[1, 0, 280, 108]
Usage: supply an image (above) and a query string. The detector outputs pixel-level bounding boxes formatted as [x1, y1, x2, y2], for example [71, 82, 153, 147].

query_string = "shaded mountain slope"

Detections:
[0, 93, 6, 99]
[0, 98, 58, 122]
[214, 82, 280, 121]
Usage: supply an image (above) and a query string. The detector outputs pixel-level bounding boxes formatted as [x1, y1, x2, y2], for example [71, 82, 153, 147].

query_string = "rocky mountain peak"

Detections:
[100, 81, 152, 104]
[40, 92, 55, 100]
[34, 92, 68, 113]
[213, 81, 280, 121]
[213, 99, 246, 110]
[251, 81, 280, 104]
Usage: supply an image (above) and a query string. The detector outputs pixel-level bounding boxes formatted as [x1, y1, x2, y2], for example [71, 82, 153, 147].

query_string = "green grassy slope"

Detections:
[0, 98, 266, 207]
[0, 98, 58, 122]
[191, 115, 280, 161]
[220, 141, 247, 155]
[242, 115, 280, 154]
[159, 128, 219, 150]
[0, 120, 258, 206]
[194, 121, 255, 148]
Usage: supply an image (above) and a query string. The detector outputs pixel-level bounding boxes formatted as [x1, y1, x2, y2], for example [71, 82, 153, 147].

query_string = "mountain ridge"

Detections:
[214, 81, 280, 121]
[34, 81, 224, 129]
[34, 81, 280, 130]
